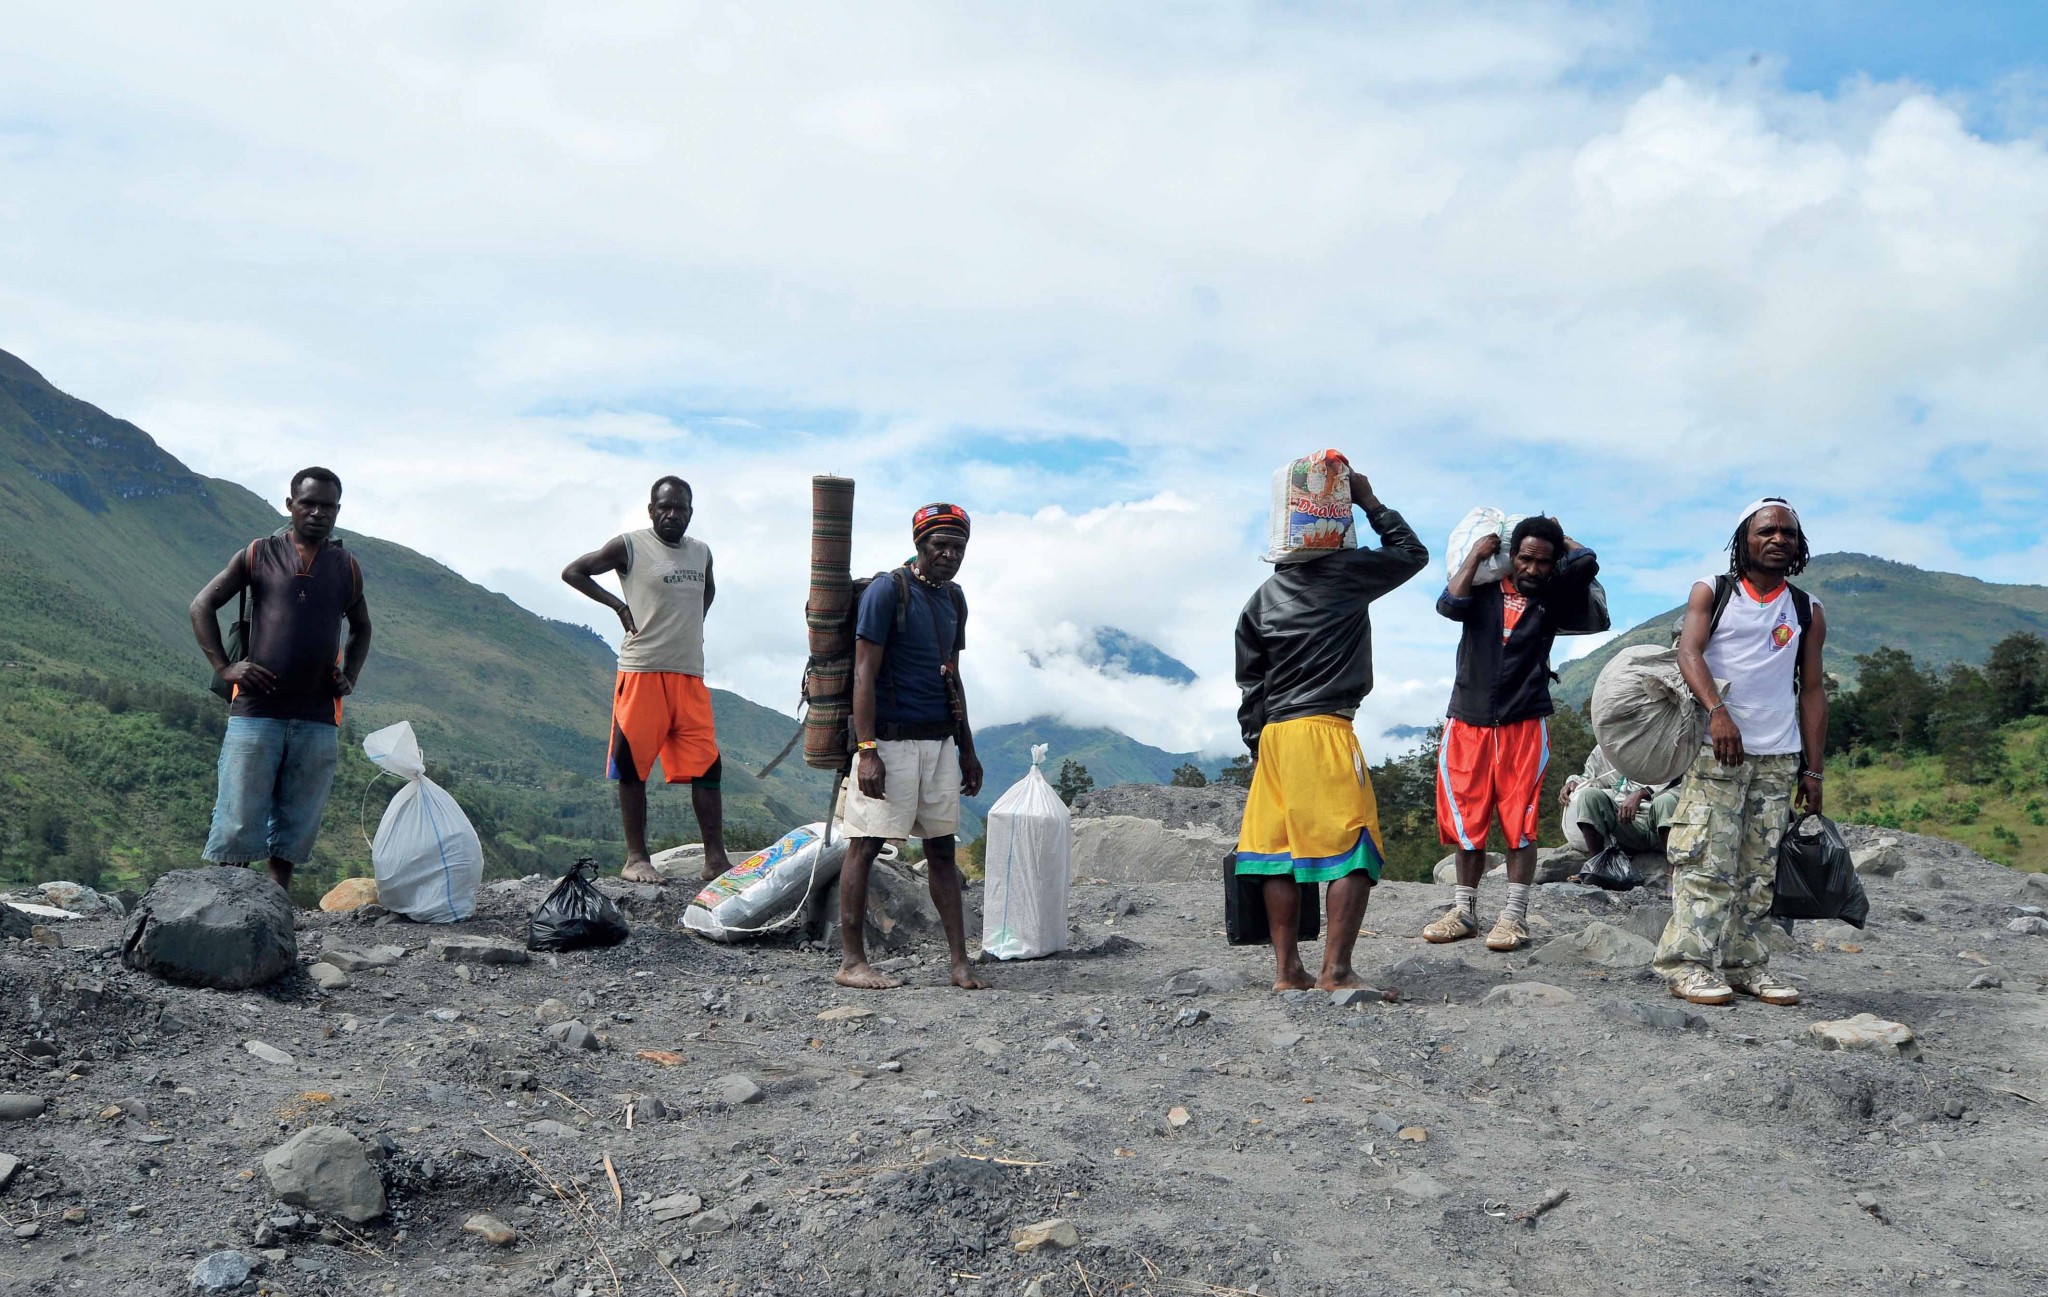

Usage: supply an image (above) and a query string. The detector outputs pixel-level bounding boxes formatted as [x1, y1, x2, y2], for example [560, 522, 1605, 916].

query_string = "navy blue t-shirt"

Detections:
[855, 570, 966, 726]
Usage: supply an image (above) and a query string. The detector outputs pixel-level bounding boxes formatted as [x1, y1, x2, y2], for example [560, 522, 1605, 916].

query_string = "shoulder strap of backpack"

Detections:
[1788, 583, 1811, 633]
[890, 566, 911, 634]
[1706, 574, 1735, 637]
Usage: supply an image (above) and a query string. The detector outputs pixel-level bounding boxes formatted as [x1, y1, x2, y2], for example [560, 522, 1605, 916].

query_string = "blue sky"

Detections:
[3, 2, 2045, 757]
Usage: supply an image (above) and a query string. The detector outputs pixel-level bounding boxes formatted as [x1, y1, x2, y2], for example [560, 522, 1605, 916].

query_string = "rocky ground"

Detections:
[4, 807, 2048, 1297]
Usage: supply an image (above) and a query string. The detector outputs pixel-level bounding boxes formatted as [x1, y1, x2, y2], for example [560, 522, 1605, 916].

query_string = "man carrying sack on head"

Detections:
[836, 503, 987, 992]
[1234, 451, 1428, 991]
[1653, 498, 1828, 1007]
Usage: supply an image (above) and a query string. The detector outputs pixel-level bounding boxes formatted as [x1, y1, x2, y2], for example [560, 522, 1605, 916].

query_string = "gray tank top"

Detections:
[616, 529, 709, 675]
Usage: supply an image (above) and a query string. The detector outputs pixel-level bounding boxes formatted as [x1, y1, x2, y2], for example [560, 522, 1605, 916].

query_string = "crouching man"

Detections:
[1233, 452, 1427, 991]
[1653, 498, 1828, 1007]
[836, 504, 987, 991]
[1562, 744, 1680, 858]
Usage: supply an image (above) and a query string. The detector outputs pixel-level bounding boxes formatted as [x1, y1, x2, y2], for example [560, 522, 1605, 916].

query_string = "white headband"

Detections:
[1736, 497, 1799, 532]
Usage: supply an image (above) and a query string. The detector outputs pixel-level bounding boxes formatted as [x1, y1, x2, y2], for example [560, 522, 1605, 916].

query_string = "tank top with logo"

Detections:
[616, 529, 710, 676]
[1698, 575, 1818, 757]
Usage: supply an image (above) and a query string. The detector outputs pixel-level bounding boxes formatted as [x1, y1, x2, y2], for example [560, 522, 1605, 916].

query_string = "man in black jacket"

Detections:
[1234, 458, 1428, 991]
[1425, 516, 1597, 951]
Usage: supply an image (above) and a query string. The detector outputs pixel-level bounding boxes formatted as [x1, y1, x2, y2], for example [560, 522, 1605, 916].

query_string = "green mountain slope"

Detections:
[1558, 554, 2048, 707]
[0, 349, 832, 895]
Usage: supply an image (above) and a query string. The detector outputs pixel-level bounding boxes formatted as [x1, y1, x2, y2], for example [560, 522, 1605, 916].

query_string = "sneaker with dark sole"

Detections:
[1726, 969, 1800, 1005]
[1670, 967, 1734, 1005]
[1422, 907, 1479, 943]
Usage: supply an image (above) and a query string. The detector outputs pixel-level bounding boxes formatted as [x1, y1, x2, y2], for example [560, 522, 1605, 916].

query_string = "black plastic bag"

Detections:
[1770, 815, 1867, 929]
[1223, 851, 1321, 946]
[1576, 843, 1642, 891]
[528, 858, 631, 951]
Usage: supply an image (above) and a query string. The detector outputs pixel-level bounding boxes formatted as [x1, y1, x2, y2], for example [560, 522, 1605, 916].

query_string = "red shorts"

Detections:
[608, 672, 720, 783]
[1436, 716, 1549, 850]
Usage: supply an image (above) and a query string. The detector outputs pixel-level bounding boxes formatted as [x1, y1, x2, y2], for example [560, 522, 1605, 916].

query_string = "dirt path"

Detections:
[3, 830, 2045, 1296]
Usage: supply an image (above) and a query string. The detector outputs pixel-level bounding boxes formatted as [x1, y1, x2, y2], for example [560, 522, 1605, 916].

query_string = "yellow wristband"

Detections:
[856, 740, 878, 752]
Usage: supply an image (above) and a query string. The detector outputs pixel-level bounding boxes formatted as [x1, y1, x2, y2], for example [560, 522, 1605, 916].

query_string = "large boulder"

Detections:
[1527, 920, 1656, 970]
[812, 858, 960, 956]
[1, 904, 34, 942]
[1071, 783, 1247, 834]
[259, 1126, 386, 1221]
[120, 867, 297, 990]
[1432, 852, 1506, 885]
[1069, 816, 1234, 884]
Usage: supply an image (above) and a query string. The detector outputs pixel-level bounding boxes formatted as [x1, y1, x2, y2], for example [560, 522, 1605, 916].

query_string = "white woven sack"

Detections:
[980, 745, 1072, 960]
[1589, 645, 1724, 787]
[1444, 506, 1526, 586]
[363, 721, 483, 924]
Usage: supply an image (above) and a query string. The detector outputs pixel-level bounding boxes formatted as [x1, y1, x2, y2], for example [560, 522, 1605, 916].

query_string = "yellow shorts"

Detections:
[1235, 714, 1384, 883]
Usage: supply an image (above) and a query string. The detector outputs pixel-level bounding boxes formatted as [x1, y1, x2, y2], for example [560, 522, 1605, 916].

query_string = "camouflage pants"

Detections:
[1566, 784, 1679, 856]
[1651, 751, 1798, 978]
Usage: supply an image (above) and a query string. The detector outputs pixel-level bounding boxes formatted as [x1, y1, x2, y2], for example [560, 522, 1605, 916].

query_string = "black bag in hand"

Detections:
[1576, 843, 1642, 891]
[528, 858, 631, 951]
[1770, 815, 1868, 929]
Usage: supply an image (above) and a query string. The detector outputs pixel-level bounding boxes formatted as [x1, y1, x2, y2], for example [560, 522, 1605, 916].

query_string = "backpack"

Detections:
[1706, 574, 1813, 693]
[759, 567, 962, 777]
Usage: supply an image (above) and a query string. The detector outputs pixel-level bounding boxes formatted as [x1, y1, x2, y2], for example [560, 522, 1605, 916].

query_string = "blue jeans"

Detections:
[203, 717, 341, 866]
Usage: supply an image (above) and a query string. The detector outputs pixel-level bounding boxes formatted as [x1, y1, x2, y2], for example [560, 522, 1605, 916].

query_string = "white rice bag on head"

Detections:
[1445, 506, 1526, 586]
[1263, 449, 1357, 564]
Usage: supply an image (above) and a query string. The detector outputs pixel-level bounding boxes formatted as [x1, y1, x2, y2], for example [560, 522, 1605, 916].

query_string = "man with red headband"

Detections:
[836, 503, 987, 991]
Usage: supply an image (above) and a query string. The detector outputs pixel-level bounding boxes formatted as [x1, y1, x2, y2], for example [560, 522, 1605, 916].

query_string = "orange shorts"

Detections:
[1436, 716, 1549, 850]
[608, 672, 720, 783]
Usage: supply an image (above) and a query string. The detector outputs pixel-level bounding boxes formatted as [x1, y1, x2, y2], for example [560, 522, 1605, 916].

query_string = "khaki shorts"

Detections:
[841, 738, 962, 841]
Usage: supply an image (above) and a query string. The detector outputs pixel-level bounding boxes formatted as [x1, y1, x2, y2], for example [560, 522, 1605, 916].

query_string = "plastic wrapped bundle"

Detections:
[684, 823, 865, 942]
[1262, 450, 1356, 564]
[1590, 645, 1717, 786]
[363, 721, 483, 923]
[1444, 506, 1528, 586]
[980, 745, 1073, 960]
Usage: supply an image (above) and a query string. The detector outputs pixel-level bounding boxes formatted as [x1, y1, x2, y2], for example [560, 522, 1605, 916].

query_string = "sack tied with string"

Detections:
[362, 720, 484, 924]
[980, 744, 1072, 960]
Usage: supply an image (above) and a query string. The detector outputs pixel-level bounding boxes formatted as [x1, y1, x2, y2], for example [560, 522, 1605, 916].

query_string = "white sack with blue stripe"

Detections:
[980, 744, 1072, 960]
[363, 721, 483, 924]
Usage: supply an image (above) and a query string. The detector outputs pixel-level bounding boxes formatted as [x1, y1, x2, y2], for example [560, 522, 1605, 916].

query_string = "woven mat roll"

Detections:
[804, 475, 856, 769]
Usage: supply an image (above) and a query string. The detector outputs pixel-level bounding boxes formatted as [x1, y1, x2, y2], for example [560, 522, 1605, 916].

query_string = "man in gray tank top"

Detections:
[563, 477, 729, 883]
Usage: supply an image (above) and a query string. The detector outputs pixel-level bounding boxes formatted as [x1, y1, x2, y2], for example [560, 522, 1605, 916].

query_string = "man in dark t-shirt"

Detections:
[836, 503, 985, 992]
[190, 468, 373, 894]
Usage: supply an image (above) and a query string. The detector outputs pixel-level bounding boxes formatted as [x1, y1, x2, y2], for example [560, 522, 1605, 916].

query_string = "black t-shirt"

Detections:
[229, 533, 365, 724]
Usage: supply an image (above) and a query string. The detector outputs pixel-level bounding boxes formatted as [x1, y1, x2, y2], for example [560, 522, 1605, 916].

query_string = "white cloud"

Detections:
[4, 3, 2046, 759]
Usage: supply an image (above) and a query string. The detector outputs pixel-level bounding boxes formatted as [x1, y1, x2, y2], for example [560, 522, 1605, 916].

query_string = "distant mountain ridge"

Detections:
[1558, 553, 2048, 707]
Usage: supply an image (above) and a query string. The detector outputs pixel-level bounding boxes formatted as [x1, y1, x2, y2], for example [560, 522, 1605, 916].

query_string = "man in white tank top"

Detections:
[562, 476, 729, 884]
[1652, 499, 1829, 1007]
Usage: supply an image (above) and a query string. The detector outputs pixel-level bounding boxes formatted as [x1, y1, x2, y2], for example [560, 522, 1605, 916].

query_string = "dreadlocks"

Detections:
[1728, 499, 1809, 576]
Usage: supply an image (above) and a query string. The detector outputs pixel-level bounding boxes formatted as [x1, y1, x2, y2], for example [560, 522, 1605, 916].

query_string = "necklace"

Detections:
[909, 564, 946, 590]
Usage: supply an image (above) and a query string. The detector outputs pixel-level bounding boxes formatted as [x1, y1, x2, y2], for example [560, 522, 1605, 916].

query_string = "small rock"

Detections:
[189, 1250, 256, 1291]
[534, 998, 573, 1025]
[14, 1221, 38, 1239]
[1942, 1098, 1967, 1120]
[0, 1153, 20, 1189]
[1388, 1171, 1450, 1202]
[971, 1038, 1006, 1057]
[1851, 841, 1906, 878]
[430, 935, 530, 964]
[1173, 1007, 1211, 1027]
[1628, 1002, 1708, 1032]
[715, 1075, 764, 1106]
[1167, 1106, 1192, 1128]
[1967, 969, 2006, 990]
[318, 877, 380, 913]
[60, 1206, 87, 1225]
[0, 1094, 47, 1121]
[259, 1126, 387, 1222]
[1527, 921, 1655, 970]
[686, 1208, 734, 1235]
[1368, 1113, 1402, 1137]
[1897, 868, 1945, 889]
[649, 1191, 703, 1223]
[1271, 1030, 1305, 1050]
[1010, 1218, 1080, 1252]
[243, 1041, 295, 1067]
[1854, 1192, 1891, 1224]
[817, 1005, 875, 1022]
[1329, 986, 1386, 1006]
[2019, 872, 2048, 899]
[522, 1120, 580, 1139]
[497, 1070, 535, 1089]
[308, 963, 349, 991]
[1162, 968, 1251, 997]
[1396, 1126, 1429, 1143]
[1808, 1014, 1922, 1061]
[2007, 916, 2048, 936]
[1477, 982, 1577, 1008]
[463, 1213, 518, 1246]
[544, 1021, 600, 1052]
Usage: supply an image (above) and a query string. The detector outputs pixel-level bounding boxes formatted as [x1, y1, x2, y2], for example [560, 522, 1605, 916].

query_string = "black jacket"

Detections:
[1235, 506, 1429, 751]
[1437, 546, 1600, 727]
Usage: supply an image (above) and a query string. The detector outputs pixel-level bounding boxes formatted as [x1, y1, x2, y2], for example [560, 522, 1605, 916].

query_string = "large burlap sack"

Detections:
[1444, 506, 1526, 586]
[1262, 450, 1356, 564]
[1589, 645, 1720, 786]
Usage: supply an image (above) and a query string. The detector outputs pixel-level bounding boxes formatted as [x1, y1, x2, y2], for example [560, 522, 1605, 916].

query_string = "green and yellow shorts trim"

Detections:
[1235, 714, 1386, 885]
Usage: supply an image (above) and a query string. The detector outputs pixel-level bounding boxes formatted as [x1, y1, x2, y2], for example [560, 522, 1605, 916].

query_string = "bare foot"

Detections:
[621, 860, 665, 885]
[1316, 969, 1363, 991]
[834, 963, 903, 991]
[1272, 965, 1313, 992]
[949, 962, 988, 991]
[700, 853, 731, 883]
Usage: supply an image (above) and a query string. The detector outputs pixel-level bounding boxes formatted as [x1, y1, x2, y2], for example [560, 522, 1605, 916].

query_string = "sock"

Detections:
[1453, 885, 1478, 921]
[1501, 882, 1531, 925]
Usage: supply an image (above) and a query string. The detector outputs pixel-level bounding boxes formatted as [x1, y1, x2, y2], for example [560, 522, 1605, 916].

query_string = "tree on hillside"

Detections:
[1931, 664, 2007, 785]
[1053, 759, 1094, 806]
[1216, 754, 1254, 788]
[1844, 647, 1935, 751]
[1169, 762, 1208, 788]
[1985, 631, 2048, 722]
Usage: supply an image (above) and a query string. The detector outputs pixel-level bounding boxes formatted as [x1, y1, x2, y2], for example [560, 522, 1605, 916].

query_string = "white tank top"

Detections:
[1698, 575, 1817, 757]
[616, 530, 709, 675]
